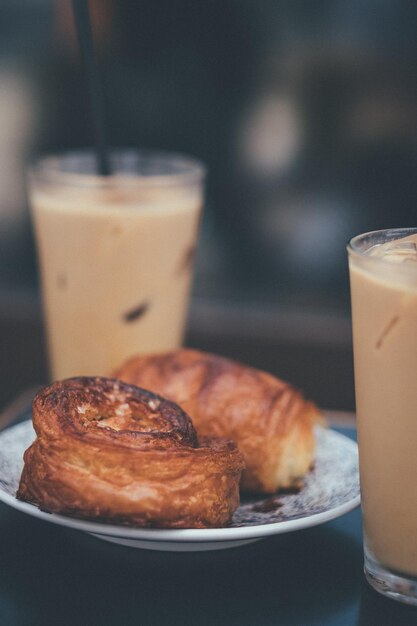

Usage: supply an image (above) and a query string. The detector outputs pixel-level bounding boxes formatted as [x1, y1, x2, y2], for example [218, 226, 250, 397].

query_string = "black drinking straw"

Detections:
[71, 0, 111, 175]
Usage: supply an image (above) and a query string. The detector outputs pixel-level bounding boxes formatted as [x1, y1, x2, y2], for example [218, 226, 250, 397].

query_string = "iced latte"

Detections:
[29, 150, 205, 379]
[348, 228, 417, 604]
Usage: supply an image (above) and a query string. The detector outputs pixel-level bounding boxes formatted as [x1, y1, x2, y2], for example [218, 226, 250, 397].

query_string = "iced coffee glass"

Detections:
[29, 149, 205, 380]
[348, 227, 417, 605]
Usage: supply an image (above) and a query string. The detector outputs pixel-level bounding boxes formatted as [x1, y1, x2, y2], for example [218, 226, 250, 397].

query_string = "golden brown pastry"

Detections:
[115, 349, 321, 493]
[17, 377, 244, 528]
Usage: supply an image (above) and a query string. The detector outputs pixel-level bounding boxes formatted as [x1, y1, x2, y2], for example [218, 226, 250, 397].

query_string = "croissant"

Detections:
[17, 377, 244, 528]
[115, 349, 320, 493]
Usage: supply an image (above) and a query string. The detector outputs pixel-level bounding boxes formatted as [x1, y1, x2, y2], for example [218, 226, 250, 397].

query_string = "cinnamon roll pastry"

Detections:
[17, 377, 244, 528]
[115, 350, 321, 494]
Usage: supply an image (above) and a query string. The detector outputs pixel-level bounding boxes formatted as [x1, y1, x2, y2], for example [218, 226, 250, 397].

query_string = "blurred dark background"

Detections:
[1, 0, 417, 411]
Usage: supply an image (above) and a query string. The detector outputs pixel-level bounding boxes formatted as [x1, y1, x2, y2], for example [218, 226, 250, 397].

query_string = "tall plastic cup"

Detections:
[29, 149, 205, 379]
[348, 227, 417, 605]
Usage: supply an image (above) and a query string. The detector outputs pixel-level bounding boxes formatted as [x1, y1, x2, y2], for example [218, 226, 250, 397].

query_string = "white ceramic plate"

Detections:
[0, 420, 360, 551]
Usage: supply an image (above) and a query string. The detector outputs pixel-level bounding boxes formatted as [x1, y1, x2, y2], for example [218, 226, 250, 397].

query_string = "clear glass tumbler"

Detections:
[348, 227, 417, 605]
[29, 149, 205, 380]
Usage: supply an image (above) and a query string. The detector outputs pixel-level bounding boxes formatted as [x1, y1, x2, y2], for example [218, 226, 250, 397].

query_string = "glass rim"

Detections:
[28, 148, 206, 189]
[348, 227, 417, 273]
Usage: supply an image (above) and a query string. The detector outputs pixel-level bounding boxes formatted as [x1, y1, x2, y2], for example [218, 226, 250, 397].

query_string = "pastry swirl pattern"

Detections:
[17, 377, 244, 528]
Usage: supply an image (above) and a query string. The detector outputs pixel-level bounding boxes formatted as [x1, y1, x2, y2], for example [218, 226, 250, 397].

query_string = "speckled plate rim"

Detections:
[0, 421, 360, 543]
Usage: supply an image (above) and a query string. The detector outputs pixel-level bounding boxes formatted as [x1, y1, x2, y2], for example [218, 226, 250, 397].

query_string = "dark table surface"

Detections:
[1, 422, 417, 626]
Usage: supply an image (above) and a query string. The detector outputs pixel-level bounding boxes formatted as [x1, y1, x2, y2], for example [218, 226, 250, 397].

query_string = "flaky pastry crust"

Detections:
[17, 377, 244, 528]
[115, 350, 321, 493]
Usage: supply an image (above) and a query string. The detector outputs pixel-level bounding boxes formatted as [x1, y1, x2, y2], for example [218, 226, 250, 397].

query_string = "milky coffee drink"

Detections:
[29, 151, 204, 379]
[349, 230, 417, 582]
